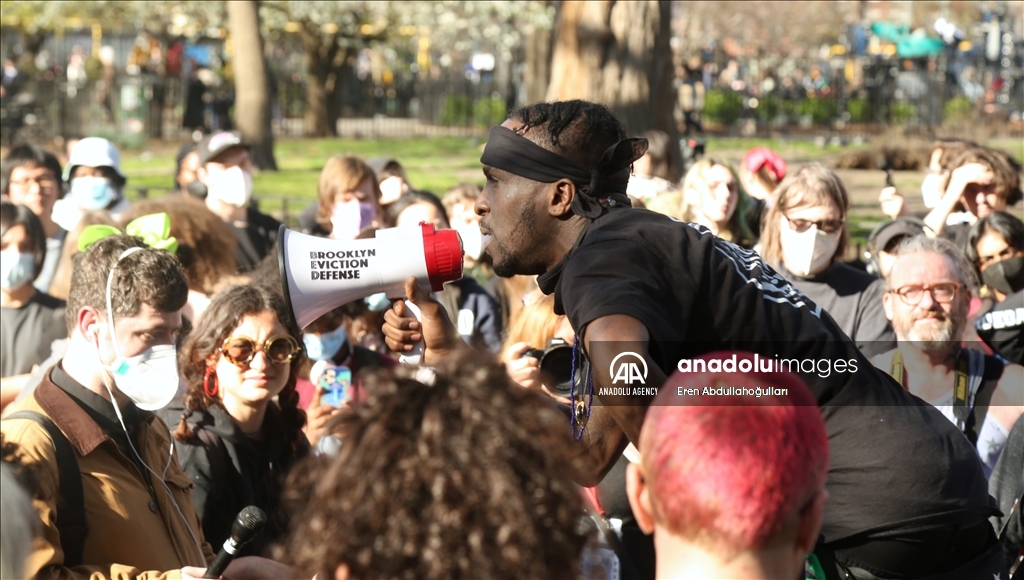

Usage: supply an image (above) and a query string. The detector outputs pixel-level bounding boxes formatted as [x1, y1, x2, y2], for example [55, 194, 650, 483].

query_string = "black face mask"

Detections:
[982, 255, 1024, 297]
[185, 180, 208, 199]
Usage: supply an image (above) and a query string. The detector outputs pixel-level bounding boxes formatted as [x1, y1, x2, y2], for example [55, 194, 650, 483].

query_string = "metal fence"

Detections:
[697, 51, 1023, 136]
[1, 68, 509, 145]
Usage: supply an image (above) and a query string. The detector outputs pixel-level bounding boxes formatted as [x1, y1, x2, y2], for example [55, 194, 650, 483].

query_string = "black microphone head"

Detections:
[230, 506, 267, 545]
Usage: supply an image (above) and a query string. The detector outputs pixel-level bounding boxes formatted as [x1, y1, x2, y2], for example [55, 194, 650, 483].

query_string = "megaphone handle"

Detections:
[399, 300, 424, 365]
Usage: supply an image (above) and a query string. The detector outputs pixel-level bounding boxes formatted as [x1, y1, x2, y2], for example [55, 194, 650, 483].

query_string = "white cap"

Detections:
[64, 137, 126, 181]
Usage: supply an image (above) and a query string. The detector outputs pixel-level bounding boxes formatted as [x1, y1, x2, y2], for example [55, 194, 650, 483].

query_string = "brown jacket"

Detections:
[1, 365, 216, 579]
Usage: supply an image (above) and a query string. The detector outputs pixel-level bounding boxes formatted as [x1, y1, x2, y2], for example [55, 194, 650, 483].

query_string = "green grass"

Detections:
[118, 134, 1017, 248]
[120, 136, 486, 222]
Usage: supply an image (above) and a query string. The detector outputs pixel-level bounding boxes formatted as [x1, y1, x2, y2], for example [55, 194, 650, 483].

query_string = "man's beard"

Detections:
[896, 309, 966, 353]
[489, 210, 541, 278]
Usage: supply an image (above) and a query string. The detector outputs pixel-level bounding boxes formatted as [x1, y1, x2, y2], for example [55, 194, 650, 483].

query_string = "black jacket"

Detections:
[230, 207, 282, 272]
[158, 402, 309, 556]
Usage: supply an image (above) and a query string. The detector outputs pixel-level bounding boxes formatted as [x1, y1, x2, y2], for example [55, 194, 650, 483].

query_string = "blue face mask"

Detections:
[303, 323, 348, 361]
[364, 292, 391, 312]
[70, 176, 117, 211]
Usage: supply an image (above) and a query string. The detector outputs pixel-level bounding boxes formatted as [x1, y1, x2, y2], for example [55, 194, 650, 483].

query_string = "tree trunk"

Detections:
[523, 21, 553, 105]
[304, 54, 331, 137]
[325, 48, 355, 136]
[301, 30, 340, 138]
[227, 0, 277, 170]
[546, 0, 682, 181]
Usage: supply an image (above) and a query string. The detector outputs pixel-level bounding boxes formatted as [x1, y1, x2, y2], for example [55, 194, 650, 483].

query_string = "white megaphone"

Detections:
[277, 223, 464, 329]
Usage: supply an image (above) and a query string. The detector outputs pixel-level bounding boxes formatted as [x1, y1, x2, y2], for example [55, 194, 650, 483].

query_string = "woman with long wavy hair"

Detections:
[160, 284, 308, 558]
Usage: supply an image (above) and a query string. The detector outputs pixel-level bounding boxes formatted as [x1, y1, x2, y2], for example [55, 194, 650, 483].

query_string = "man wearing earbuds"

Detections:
[197, 131, 282, 272]
[1, 234, 290, 579]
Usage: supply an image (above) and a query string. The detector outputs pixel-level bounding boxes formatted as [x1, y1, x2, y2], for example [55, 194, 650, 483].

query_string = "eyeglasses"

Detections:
[888, 283, 961, 305]
[220, 335, 301, 367]
[9, 176, 58, 190]
[783, 215, 845, 234]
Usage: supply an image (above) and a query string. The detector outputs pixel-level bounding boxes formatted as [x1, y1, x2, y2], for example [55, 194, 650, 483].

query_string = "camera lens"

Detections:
[539, 343, 574, 396]
[523, 348, 545, 360]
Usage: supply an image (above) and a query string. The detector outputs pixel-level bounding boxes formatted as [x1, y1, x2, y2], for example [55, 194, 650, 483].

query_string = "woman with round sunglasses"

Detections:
[160, 284, 309, 559]
[759, 163, 896, 358]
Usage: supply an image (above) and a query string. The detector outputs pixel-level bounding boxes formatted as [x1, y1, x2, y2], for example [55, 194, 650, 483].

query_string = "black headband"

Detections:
[480, 126, 648, 219]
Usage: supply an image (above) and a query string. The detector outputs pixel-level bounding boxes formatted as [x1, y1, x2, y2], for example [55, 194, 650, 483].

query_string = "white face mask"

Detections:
[0, 250, 35, 290]
[102, 247, 180, 411]
[330, 198, 376, 241]
[303, 323, 348, 362]
[364, 291, 391, 312]
[70, 176, 117, 211]
[379, 176, 406, 206]
[105, 343, 180, 411]
[779, 220, 840, 277]
[206, 166, 253, 207]
[454, 221, 484, 261]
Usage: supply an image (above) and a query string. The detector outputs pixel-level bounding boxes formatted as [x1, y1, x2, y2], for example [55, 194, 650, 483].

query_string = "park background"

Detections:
[1, 0, 1022, 257]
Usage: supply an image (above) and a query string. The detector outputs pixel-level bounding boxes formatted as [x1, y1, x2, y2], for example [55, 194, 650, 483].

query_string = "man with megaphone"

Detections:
[382, 100, 1008, 579]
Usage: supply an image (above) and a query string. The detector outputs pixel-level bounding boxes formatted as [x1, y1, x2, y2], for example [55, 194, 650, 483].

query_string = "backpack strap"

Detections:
[963, 355, 1004, 445]
[3, 410, 87, 567]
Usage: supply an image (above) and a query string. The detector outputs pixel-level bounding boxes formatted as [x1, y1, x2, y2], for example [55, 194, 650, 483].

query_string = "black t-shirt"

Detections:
[1, 292, 67, 378]
[976, 290, 1023, 364]
[942, 222, 972, 251]
[537, 208, 997, 544]
[230, 208, 282, 272]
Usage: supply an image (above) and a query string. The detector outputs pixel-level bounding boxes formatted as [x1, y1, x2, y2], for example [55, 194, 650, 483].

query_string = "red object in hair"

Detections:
[421, 222, 464, 291]
[642, 351, 828, 552]
[743, 147, 787, 182]
[203, 367, 218, 397]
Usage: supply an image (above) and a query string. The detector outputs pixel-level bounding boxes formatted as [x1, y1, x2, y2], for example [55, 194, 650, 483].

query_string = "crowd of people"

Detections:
[0, 98, 1021, 580]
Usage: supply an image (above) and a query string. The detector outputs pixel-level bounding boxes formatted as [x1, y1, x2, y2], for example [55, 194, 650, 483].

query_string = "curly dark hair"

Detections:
[279, 352, 588, 580]
[64, 234, 189, 335]
[172, 284, 307, 458]
[510, 100, 627, 171]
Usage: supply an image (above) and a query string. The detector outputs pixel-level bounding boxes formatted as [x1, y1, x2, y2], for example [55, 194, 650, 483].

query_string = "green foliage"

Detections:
[846, 98, 872, 124]
[704, 89, 745, 126]
[796, 97, 837, 125]
[440, 96, 474, 126]
[888, 102, 916, 125]
[84, 57, 103, 81]
[440, 96, 506, 127]
[473, 96, 506, 127]
[943, 96, 974, 125]
[756, 95, 780, 123]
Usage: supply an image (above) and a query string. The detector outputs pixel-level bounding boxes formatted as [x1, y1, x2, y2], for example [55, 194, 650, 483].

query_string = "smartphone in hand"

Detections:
[317, 365, 354, 408]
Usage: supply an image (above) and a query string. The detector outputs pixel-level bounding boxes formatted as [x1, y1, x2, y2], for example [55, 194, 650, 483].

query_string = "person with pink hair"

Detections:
[626, 353, 828, 579]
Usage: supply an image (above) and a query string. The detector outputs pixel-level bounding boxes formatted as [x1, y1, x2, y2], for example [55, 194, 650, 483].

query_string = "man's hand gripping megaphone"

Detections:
[383, 276, 466, 365]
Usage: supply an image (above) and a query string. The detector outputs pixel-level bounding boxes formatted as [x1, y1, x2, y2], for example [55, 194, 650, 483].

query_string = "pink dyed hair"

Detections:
[640, 351, 829, 555]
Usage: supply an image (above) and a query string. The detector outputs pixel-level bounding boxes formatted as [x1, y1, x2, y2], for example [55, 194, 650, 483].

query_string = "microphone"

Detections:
[203, 506, 267, 578]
